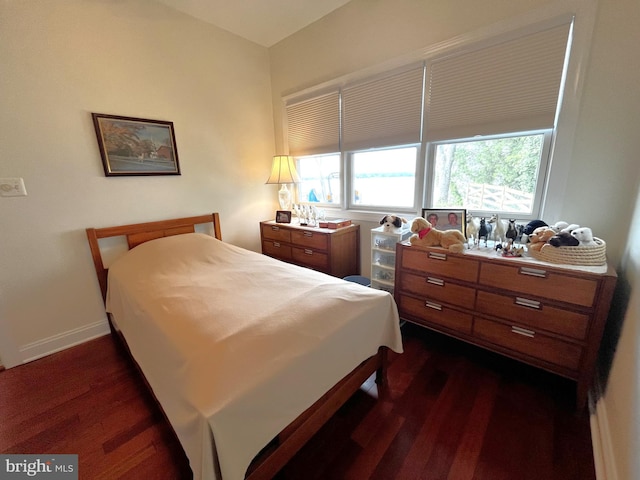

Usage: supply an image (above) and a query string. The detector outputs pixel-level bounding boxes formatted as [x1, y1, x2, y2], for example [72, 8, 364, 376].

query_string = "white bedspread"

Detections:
[106, 233, 403, 480]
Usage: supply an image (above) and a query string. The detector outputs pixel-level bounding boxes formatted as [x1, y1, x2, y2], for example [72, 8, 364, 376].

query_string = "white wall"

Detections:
[269, 0, 640, 478]
[0, 0, 278, 366]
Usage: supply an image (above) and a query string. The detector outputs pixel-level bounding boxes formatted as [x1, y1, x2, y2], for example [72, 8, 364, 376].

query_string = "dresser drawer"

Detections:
[476, 290, 589, 340]
[262, 241, 292, 260]
[292, 246, 329, 270]
[261, 224, 292, 243]
[478, 262, 597, 307]
[400, 247, 480, 283]
[473, 317, 582, 371]
[400, 272, 476, 310]
[291, 230, 329, 250]
[398, 294, 472, 334]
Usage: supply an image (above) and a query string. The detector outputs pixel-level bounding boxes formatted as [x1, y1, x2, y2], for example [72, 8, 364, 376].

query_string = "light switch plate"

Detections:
[0, 178, 27, 197]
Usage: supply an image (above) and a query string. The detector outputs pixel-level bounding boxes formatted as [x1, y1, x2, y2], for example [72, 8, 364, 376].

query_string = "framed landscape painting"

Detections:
[92, 113, 181, 176]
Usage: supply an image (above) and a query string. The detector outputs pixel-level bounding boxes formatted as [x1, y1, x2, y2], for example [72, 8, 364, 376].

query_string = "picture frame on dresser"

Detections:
[275, 210, 292, 223]
[422, 208, 466, 236]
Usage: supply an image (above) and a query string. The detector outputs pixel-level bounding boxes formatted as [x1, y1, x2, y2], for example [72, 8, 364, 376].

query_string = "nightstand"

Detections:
[260, 220, 360, 278]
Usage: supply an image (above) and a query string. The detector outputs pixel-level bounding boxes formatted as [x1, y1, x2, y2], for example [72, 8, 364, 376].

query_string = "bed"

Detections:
[86, 213, 403, 480]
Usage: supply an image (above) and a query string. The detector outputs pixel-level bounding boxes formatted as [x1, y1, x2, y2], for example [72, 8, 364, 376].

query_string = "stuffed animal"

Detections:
[521, 219, 548, 243]
[571, 227, 598, 246]
[549, 231, 580, 247]
[527, 226, 556, 251]
[409, 217, 466, 253]
[379, 215, 408, 233]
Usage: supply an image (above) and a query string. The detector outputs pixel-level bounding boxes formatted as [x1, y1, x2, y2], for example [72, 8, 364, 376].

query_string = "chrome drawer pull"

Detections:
[273, 242, 280, 247]
[519, 267, 547, 278]
[428, 252, 448, 261]
[304, 249, 313, 255]
[511, 326, 535, 338]
[303, 232, 313, 237]
[271, 226, 280, 231]
[427, 277, 445, 286]
[515, 297, 541, 309]
[425, 301, 442, 311]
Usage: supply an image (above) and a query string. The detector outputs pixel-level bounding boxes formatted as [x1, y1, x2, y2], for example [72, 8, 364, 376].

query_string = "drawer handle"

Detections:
[428, 252, 448, 261]
[303, 232, 313, 237]
[511, 326, 536, 338]
[273, 242, 281, 248]
[515, 297, 541, 309]
[519, 267, 547, 278]
[425, 301, 442, 311]
[304, 249, 313, 255]
[271, 226, 280, 231]
[426, 277, 445, 286]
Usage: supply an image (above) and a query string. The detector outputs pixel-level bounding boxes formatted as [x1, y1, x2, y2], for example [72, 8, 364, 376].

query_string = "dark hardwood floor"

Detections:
[0, 323, 595, 479]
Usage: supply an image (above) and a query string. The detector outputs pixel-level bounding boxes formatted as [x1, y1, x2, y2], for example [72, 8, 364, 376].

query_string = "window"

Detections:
[296, 153, 341, 204]
[430, 132, 551, 216]
[284, 19, 572, 218]
[351, 146, 418, 208]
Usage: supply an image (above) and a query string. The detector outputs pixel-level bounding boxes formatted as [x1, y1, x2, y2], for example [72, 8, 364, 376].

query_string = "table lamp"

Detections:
[265, 155, 301, 210]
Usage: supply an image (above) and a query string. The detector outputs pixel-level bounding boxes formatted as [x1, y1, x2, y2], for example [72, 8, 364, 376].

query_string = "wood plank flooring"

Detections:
[0, 323, 595, 479]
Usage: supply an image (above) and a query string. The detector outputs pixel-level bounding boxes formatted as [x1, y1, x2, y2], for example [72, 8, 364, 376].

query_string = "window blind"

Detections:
[286, 91, 340, 157]
[426, 22, 572, 142]
[342, 65, 425, 151]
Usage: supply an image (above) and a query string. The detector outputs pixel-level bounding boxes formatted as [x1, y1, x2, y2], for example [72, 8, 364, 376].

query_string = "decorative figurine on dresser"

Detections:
[394, 216, 617, 410]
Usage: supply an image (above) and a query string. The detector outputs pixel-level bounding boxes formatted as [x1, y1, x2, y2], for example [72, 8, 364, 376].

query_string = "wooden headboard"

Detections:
[86, 213, 221, 303]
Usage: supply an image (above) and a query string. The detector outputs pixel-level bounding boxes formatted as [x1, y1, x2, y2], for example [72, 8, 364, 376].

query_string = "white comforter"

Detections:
[106, 233, 403, 480]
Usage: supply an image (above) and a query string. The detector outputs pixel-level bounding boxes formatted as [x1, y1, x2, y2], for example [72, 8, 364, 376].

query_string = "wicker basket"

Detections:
[528, 237, 607, 266]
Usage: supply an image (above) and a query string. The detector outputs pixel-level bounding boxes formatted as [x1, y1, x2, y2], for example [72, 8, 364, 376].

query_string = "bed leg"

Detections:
[375, 347, 388, 387]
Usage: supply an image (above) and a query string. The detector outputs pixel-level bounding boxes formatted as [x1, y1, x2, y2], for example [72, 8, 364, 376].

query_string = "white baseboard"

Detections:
[19, 320, 111, 364]
[590, 379, 619, 480]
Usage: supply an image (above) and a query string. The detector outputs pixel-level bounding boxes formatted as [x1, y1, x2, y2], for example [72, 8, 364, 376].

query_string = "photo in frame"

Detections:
[275, 210, 292, 223]
[92, 113, 181, 176]
[422, 208, 466, 237]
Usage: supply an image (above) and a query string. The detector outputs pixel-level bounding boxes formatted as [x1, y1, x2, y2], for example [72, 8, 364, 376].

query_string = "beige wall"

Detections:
[0, 0, 278, 365]
[269, 0, 640, 478]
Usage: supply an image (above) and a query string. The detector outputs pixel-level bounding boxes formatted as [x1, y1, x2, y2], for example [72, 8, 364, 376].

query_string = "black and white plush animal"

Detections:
[379, 215, 408, 233]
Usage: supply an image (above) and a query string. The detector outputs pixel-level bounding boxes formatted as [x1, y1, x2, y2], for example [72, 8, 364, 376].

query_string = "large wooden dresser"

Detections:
[394, 242, 617, 409]
[260, 220, 360, 278]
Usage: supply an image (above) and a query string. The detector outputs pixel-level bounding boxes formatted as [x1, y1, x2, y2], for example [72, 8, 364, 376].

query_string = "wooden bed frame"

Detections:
[86, 213, 388, 480]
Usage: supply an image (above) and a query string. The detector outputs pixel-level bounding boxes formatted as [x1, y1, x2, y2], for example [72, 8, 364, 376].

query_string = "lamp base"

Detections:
[278, 184, 292, 210]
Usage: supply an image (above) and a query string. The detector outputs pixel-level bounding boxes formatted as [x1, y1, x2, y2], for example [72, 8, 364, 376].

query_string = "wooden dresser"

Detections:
[260, 220, 360, 278]
[394, 242, 617, 409]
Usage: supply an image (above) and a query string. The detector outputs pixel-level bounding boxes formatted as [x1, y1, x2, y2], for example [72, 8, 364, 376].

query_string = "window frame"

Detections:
[345, 144, 423, 213]
[424, 129, 554, 221]
[282, 6, 596, 223]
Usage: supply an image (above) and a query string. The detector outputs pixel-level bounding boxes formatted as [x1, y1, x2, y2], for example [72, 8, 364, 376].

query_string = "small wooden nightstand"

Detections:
[260, 220, 360, 278]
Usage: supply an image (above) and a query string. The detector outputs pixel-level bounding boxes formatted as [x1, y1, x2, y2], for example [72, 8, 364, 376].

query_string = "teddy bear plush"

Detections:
[527, 226, 556, 251]
[409, 217, 466, 253]
[379, 214, 408, 233]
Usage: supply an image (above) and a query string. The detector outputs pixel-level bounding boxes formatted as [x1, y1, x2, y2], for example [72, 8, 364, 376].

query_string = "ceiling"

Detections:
[154, 0, 353, 47]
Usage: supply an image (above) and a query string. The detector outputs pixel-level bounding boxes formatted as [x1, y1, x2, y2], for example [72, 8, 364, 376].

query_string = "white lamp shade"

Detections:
[265, 155, 301, 184]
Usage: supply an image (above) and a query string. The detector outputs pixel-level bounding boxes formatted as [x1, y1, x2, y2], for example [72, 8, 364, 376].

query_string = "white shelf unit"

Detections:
[371, 226, 412, 294]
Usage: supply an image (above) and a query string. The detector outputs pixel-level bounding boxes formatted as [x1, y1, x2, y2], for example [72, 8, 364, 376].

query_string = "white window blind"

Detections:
[342, 65, 425, 151]
[286, 91, 340, 156]
[426, 21, 571, 142]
